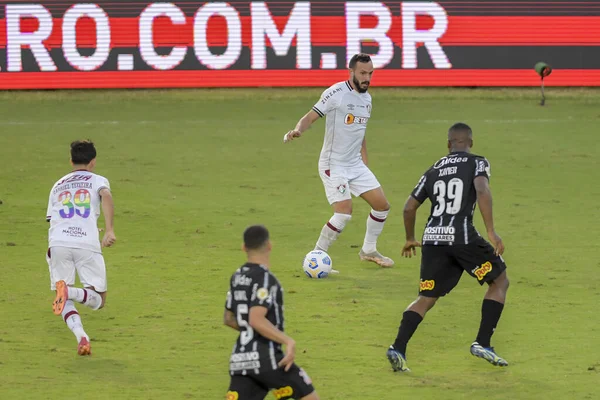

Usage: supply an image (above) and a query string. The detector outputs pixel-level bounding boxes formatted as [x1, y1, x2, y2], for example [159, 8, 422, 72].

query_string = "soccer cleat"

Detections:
[386, 345, 410, 372]
[53, 280, 68, 315]
[359, 250, 395, 268]
[470, 342, 508, 367]
[78, 337, 92, 356]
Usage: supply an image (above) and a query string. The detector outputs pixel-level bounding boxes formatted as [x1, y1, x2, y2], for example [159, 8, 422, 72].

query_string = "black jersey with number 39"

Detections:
[411, 152, 491, 246]
[225, 263, 285, 376]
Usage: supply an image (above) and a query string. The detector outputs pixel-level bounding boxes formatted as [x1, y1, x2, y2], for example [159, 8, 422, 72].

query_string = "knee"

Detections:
[375, 200, 392, 211]
[373, 201, 390, 212]
[492, 273, 509, 293]
[98, 292, 107, 309]
[334, 201, 353, 215]
[408, 295, 437, 314]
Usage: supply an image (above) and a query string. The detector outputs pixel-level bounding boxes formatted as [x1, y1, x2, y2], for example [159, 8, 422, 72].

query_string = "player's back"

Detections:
[47, 170, 110, 253]
[226, 263, 285, 375]
[412, 152, 491, 246]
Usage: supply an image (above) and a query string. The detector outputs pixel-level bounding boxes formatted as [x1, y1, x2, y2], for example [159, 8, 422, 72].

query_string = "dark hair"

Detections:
[70, 140, 97, 165]
[448, 122, 472, 136]
[349, 53, 372, 69]
[243, 225, 270, 250]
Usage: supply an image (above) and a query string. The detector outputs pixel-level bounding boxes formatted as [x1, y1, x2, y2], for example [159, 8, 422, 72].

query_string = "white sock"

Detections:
[67, 287, 102, 310]
[315, 213, 352, 252]
[362, 209, 389, 253]
[61, 300, 88, 343]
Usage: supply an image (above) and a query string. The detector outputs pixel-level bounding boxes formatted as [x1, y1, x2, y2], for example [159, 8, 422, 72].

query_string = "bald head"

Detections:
[448, 122, 473, 152]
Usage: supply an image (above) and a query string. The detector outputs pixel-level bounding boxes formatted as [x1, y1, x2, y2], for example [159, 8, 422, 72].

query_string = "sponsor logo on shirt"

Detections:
[233, 275, 252, 287]
[423, 226, 455, 242]
[433, 156, 469, 169]
[230, 351, 261, 371]
[345, 113, 369, 125]
[419, 279, 435, 291]
[473, 262, 493, 281]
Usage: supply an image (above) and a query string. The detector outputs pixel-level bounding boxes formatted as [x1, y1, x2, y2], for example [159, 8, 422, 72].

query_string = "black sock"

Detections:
[393, 311, 423, 356]
[476, 299, 505, 348]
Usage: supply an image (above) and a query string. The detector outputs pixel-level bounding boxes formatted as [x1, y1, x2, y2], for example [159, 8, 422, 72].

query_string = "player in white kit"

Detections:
[284, 53, 394, 268]
[46, 140, 116, 355]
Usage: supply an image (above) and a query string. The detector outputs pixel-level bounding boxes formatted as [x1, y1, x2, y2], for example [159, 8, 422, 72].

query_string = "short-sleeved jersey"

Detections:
[46, 170, 110, 253]
[411, 152, 491, 246]
[312, 80, 372, 171]
[225, 263, 285, 376]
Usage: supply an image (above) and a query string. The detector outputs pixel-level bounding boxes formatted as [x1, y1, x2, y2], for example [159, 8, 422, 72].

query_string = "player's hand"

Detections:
[283, 130, 302, 143]
[487, 231, 504, 256]
[278, 339, 296, 371]
[102, 230, 117, 248]
[401, 240, 421, 258]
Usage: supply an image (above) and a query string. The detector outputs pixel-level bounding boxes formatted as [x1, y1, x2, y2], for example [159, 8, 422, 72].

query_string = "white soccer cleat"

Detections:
[359, 250, 395, 268]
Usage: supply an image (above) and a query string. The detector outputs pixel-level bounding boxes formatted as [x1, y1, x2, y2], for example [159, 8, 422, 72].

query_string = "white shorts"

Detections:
[319, 164, 381, 205]
[46, 246, 107, 292]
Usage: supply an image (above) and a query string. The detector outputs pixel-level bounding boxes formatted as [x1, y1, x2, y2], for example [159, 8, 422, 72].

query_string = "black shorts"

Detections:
[419, 238, 507, 298]
[226, 364, 315, 400]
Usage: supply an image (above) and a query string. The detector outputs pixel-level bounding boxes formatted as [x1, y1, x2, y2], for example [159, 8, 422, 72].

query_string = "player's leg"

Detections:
[314, 170, 353, 252]
[226, 375, 269, 400]
[455, 240, 509, 366]
[387, 246, 463, 371]
[70, 249, 107, 310]
[48, 247, 91, 355]
[352, 166, 394, 267]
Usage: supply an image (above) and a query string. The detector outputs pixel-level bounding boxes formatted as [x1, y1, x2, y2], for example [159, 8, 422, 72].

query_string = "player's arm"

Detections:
[360, 138, 368, 166]
[249, 306, 296, 371]
[284, 110, 320, 142]
[223, 309, 240, 331]
[474, 176, 504, 255]
[99, 188, 116, 248]
[402, 195, 423, 257]
[223, 290, 240, 331]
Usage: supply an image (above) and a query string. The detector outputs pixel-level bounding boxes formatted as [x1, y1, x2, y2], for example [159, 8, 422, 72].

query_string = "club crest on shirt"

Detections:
[366, 104, 371, 115]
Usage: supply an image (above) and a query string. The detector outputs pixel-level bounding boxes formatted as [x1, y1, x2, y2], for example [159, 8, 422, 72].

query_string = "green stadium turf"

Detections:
[0, 88, 599, 400]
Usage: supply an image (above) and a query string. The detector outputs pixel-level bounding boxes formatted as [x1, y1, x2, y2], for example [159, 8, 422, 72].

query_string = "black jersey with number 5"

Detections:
[411, 152, 491, 246]
[225, 263, 285, 376]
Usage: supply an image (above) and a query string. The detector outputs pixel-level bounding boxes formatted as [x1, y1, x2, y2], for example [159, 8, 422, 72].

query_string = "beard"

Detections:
[353, 76, 370, 93]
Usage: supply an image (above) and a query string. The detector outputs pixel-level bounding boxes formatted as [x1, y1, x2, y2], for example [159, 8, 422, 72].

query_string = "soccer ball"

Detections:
[302, 250, 333, 279]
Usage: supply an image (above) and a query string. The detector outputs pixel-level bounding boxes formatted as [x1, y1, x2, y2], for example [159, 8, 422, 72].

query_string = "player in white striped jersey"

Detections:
[283, 53, 394, 268]
[46, 140, 116, 356]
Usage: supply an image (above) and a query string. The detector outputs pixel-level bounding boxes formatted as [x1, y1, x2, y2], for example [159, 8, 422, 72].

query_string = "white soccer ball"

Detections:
[302, 250, 333, 279]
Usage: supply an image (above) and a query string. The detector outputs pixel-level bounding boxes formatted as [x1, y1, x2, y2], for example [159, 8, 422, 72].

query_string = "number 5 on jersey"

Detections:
[236, 304, 254, 346]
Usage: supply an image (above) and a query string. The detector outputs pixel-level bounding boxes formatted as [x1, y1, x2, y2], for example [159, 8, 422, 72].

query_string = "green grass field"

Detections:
[1, 88, 599, 400]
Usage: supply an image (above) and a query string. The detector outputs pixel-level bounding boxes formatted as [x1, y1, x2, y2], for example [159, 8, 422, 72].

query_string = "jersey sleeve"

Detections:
[312, 86, 343, 117]
[411, 174, 429, 203]
[46, 190, 53, 222]
[96, 175, 111, 195]
[475, 158, 492, 180]
[224, 288, 233, 311]
[249, 272, 274, 309]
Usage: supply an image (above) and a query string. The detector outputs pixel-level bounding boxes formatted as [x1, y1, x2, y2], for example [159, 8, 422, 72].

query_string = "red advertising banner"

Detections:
[0, 1, 599, 89]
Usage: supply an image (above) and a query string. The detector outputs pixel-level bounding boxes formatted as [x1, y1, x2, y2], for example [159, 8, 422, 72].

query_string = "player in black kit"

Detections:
[224, 225, 319, 400]
[386, 123, 510, 372]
